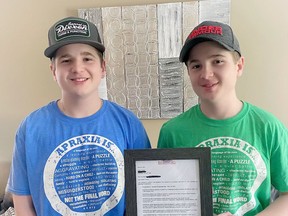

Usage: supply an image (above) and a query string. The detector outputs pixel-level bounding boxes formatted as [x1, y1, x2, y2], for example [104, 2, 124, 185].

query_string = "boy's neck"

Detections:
[58, 96, 103, 118]
[200, 98, 243, 120]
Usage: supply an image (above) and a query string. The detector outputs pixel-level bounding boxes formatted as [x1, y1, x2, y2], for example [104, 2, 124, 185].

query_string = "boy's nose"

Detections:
[71, 60, 84, 73]
[200, 65, 214, 79]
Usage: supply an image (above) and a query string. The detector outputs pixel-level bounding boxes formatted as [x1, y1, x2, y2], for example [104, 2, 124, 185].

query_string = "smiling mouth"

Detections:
[71, 78, 88, 82]
[202, 83, 217, 88]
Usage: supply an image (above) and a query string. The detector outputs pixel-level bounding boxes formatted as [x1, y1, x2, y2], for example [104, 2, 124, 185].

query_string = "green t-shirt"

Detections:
[157, 102, 288, 216]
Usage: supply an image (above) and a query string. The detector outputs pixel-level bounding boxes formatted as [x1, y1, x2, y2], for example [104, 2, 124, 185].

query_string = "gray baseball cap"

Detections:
[44, 17, 105, 58]
[179, 21, 241, 63]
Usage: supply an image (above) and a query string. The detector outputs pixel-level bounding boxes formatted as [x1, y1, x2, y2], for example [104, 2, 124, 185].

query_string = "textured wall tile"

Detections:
[157, 3, 182, 59]
[101, 7, 127, 108]
[199, 0, 231, 23]
[159, 58, 183, 118]
[122, 5, 160, 119]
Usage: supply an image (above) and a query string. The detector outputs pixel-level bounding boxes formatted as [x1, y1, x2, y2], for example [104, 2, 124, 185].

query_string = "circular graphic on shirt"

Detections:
[43, 134, 124, 215]
[197, 137, 267, 216]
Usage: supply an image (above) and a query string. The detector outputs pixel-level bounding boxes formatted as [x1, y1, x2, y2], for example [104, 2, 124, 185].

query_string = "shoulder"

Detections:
[103, 100, 141, 123]
[244, 102, 287, 132]
[19, 101, 56, 126]
[161, 105, 197, 130]
[246, 102, 283, 123]
[104, 100, 135, 115]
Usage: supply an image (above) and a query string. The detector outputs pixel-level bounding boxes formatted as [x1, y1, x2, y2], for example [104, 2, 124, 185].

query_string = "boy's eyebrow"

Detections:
[57, 51, 97, 59]
[187, 59, 198, 65]
[188, 53, 226, 62]
[80, 51, 97, 57]
[209, 54, 226, 58]
[57, 54, 71, 59]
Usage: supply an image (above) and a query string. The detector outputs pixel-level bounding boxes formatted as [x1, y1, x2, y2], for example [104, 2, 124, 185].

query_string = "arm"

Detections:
[13, 194, 36, 216]
[256, 192, 288, 216]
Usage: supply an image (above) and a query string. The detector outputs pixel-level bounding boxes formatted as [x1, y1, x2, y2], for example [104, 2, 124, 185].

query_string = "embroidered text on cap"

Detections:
[188, 25, 223, 39]
[55, 19, 90, 41]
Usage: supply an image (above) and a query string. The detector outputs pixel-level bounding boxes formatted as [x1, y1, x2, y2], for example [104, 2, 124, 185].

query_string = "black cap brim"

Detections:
[179, 36, 236, 63]
[44, 40, 105, 58]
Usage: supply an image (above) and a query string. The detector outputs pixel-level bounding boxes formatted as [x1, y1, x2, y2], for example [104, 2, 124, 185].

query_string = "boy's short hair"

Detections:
[179, 21, 241, 63]
[44, 17, 105, 58]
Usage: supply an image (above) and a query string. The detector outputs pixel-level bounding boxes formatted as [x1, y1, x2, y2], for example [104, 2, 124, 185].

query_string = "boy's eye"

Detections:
[190, 64, 200, 70]
[84, 57, 92, 61]
[61, 59, 70, 63]
[214, 59, 224, 64]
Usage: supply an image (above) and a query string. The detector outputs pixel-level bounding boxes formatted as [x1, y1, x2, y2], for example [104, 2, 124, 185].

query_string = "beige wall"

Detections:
[1, 0, 288, 165]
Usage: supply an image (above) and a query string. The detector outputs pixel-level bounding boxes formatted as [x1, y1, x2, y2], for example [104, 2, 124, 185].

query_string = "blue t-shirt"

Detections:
[8, 100, 151, 215]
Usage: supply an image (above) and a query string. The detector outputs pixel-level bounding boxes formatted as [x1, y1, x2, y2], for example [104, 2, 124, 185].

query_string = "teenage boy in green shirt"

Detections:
[157, 21, 288, 216]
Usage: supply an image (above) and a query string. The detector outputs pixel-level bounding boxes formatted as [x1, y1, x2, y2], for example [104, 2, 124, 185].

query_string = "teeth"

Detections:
[73, 78, 87, 81]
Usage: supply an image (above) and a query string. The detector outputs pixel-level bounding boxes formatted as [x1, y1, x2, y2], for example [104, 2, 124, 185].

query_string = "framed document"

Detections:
[124, 147, 213, 216]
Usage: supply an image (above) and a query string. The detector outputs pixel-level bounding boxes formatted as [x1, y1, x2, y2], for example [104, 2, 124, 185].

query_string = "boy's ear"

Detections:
[50, 61, 57, 81]
[237, 56, 245, 77]
[101, 60, 106, 79]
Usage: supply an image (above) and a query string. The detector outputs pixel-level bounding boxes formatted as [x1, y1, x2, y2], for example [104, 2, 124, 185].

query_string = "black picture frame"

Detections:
[124, 147, 213, 216]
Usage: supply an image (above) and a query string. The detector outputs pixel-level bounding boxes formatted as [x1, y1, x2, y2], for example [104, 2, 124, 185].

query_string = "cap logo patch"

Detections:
[55, 20, 90, 41]
[188, 25, 222, 39]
